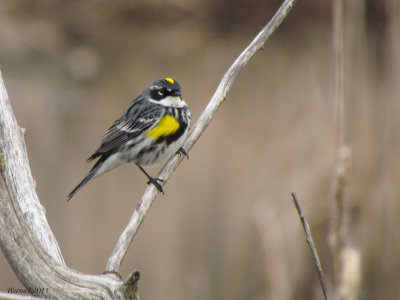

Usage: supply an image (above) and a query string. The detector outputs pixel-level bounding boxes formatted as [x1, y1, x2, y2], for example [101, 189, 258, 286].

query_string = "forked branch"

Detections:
[0, 0, 297, 298]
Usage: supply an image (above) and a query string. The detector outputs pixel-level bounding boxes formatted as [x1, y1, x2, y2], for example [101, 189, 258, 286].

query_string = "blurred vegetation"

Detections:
[0, 0, 399, 299]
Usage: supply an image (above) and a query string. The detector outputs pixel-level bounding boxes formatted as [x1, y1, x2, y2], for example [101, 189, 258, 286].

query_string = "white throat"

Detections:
[156, 96, 186, 108]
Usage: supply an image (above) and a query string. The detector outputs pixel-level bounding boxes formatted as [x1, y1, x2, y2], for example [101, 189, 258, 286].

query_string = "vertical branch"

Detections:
[330, 0, 347, 283]
[333, 0, 345, 149]
[330, 0, 347, 287]
[329, 2, 361, 300]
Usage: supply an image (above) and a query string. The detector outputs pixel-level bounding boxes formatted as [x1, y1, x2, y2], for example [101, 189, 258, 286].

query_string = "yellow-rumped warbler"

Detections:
[68, 78, 191, 200]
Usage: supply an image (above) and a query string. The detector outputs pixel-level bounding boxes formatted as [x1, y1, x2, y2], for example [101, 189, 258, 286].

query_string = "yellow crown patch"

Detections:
[165, 78, 175, 84]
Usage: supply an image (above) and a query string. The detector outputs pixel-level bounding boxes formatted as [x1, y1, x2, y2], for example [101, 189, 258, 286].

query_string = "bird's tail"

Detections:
[67, 170, 96, 201]
[68, 152, 117, 201]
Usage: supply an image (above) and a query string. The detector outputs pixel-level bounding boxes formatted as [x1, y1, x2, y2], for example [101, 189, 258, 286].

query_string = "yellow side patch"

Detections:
[165, 77, 175, 84]
[146, 115, 180, 140]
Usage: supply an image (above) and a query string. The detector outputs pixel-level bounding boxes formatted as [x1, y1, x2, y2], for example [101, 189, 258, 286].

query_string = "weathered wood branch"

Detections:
[0, 73, 64, 266]
[0, 71, 139, 299]
[0, 292, 46, 300]
[105, 0, 298, 274]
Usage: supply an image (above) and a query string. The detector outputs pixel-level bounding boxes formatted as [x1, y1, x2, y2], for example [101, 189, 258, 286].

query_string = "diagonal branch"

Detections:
[105, 0, 298, 274]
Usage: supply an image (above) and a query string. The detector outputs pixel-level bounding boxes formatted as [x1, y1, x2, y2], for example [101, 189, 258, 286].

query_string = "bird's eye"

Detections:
[150, 87, 167, 100]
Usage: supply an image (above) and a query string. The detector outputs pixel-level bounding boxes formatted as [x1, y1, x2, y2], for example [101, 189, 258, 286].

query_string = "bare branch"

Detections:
[105, 0, 298, 274]
[0, 293, 46, 300]
[0, 72, 64, 266]
[121, 270, 141, 300]
[333, 0, 345, 148]
[0, 71, 139, 299]
[330, 0, 347, 290]
[0, 1, 297, 297]
[291, 193, 330, 300]
[329, 1, 361, 299]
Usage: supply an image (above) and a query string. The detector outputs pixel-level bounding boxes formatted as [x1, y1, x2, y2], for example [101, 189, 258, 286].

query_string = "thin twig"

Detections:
[105, 0, 298, 273]
[291, 193, 330, 300]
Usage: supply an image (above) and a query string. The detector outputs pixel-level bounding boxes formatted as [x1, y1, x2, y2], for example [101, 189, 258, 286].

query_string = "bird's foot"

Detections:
[177, 147, 189, 159]
[147, 177, 165, 194]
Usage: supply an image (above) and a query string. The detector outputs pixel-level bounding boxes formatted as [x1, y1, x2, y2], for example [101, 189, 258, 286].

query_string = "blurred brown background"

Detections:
[0, 0, 399, 299]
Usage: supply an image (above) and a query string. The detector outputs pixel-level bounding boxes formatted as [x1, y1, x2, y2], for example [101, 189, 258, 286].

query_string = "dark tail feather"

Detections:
[67, 171, 96, 202]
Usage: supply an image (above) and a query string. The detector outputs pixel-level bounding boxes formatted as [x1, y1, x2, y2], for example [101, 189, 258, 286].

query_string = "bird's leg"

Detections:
[137, 166, 164, 193]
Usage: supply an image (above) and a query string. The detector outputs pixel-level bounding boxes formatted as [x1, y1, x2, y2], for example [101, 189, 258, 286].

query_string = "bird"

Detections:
[68, 78, 191, 201]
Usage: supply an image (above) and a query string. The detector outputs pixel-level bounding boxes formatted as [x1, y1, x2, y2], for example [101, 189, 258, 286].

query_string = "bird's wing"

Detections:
[88, 100, 162, 161]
